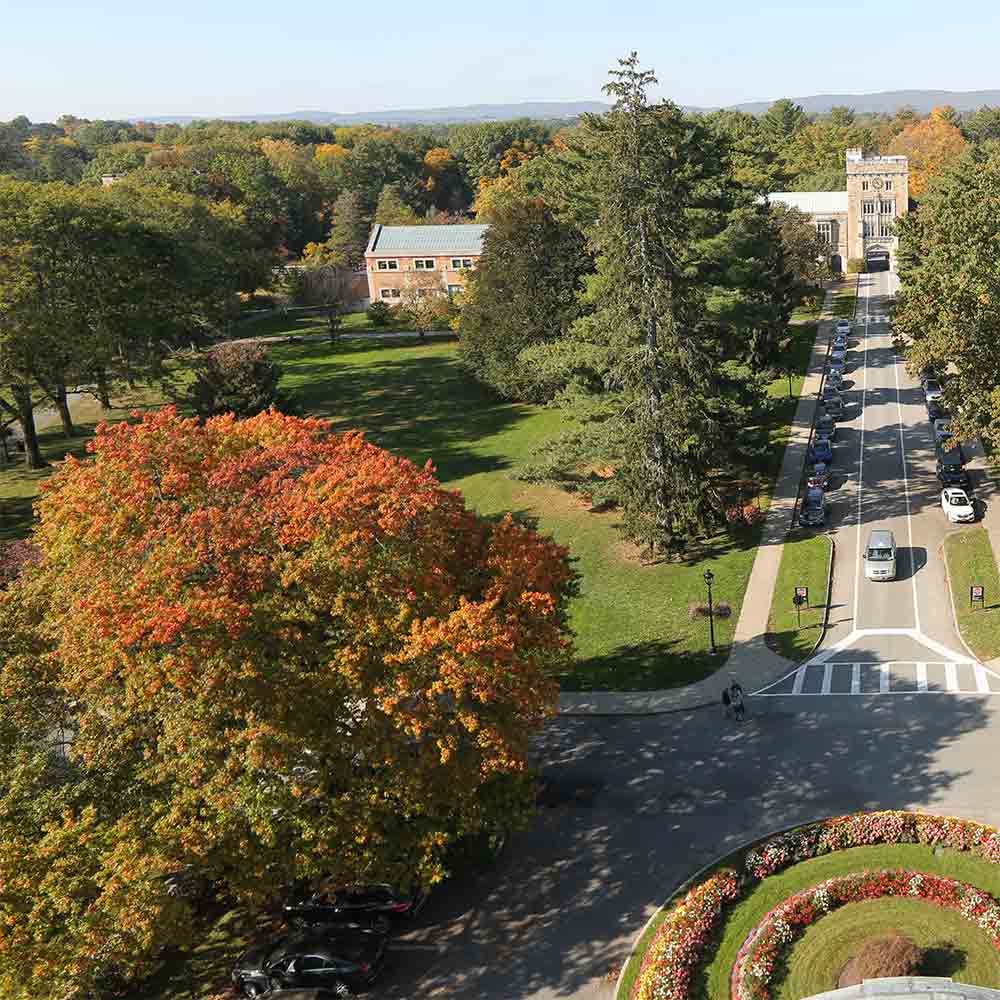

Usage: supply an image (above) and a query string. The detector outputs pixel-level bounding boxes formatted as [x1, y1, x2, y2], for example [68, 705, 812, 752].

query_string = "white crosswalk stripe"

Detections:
[754, 661, 1000, 696]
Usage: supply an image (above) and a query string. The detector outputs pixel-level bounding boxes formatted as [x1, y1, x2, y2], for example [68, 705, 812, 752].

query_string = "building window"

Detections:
[413, 258, 435, 270]
[879, 200, 894, 215]
[879, 219, 895, 238]
[816, 221, 832, 245]
[862, 180, 869, 191]
[451, 258, 474, 270]
[885, 179, 893, 191]
[377, 260, 399, 271]
[862, 201, 875, 215]
[863, 221, 873, 237]
[380, 288, 401, 299]
[448, 284, 463, 296]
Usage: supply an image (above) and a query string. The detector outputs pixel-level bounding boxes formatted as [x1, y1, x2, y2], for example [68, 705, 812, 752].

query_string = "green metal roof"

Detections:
[366, 224, 488, 255]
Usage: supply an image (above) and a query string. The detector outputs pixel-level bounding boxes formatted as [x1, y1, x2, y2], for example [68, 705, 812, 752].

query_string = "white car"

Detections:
[835, 319, 851, 335]
[941, 487, 975, 523]
[934, 419, 953, 443]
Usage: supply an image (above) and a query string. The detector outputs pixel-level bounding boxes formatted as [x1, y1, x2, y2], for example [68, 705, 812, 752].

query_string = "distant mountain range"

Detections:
[140, 101, 612, 126]
[138, 90, 1000, 126]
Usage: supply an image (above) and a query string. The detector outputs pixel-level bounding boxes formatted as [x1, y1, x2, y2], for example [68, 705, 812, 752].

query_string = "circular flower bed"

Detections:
[731, 870, 1000, 1000]
[625, 811, 1000, 1000]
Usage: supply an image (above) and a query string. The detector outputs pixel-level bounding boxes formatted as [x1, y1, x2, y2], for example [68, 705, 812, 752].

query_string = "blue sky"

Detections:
[6, 0, 1000, 121]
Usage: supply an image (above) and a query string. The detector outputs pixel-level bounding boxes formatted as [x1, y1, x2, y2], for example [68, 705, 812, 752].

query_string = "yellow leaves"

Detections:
[888, 110, 968, 199]
[314, 142, 350, 162]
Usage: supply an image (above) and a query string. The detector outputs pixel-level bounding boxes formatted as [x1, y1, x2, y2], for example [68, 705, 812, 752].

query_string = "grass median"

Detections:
[830, 276, 859, 320]
[767, 529, 831, 661]
[944, 527, 1000, 661]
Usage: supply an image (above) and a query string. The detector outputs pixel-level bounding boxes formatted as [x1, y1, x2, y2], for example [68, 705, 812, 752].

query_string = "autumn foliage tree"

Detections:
[0, 408, 575, 1000]
[888, 106, 968, 198]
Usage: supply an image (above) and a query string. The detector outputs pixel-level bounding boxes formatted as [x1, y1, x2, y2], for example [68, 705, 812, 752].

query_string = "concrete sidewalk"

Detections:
[559, 282, 849, 715]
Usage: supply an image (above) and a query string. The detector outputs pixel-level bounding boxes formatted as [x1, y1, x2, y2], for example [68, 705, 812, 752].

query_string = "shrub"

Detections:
[366, 300, 392, 327]
[847, 257, 867, 274]
[188, 341, 292, 419]
[852, 932, 922, 979]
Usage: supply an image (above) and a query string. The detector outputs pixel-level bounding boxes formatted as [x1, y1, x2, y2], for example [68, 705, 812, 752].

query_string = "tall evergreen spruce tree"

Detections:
[517, 54, 788, 554]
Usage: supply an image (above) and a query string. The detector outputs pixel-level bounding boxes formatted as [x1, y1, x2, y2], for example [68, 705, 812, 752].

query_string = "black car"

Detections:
[289, 883, 427, 924]
[283, 905, 391, 935]
[233, 928, 386, 997]
[927, 399, 949, 421]
[799, 487, 827, 527]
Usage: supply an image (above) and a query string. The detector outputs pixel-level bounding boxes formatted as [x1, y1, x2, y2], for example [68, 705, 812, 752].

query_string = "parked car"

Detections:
[822, 395, 846, 419]
[828, 357, 847, 375]
[807, 462, 830, 489]
[936, 442, 968, 486]
[933, 418, 953, 443]
[816, 414, 837, 440]
[941, 487, 975, 523]
[919, 367, 940, 387]
[923, 379, 944, 402]
[800, 487, 827, 527]
[820, 386, 842, 406]
[830, 347, 847, 362]
[808, 438, 833, 464]
[283, 906, 391, 935]
[288, 884, 428, 924]
[835, 319, 851, 335]
[832, 334, 848, 349]
[233, 928, 387, 998]
[927, 399, 949, 421]
[826, 369, 844, 387]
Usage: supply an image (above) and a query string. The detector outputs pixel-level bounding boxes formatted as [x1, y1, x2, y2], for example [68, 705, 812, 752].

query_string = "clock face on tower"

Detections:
[871, 176, 884, 190]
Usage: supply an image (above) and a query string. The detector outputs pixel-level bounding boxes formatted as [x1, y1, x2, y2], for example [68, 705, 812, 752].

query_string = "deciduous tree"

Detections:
[0, 407, 575, 999]
[888, 107, 968, 197]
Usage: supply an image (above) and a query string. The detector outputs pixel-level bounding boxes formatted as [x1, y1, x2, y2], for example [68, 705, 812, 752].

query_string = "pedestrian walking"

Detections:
[729, 680, 746, 722]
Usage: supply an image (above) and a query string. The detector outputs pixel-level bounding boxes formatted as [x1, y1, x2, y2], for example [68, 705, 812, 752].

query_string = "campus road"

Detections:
[372, 270, 1000, 998]
[382, 696, 1000, 999]
[753, 269, 998, 699]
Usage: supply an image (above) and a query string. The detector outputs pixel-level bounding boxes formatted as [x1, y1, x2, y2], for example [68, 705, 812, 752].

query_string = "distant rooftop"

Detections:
[846, 147, 908, 164]
[366, 224, 489, 256]
[767, 191, 848, 214]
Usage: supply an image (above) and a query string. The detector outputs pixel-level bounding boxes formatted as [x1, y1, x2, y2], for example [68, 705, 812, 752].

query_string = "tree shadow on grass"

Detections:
[272, 340, 535, 484]
[560, 639, 719, 692]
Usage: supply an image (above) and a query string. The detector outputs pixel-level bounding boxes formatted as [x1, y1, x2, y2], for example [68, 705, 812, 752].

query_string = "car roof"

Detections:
[944, 487, 968, 499]
[866, 529, 895, 546]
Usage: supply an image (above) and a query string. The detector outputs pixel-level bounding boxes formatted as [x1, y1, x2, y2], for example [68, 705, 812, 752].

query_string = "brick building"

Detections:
[768, 148, 909, 272]
[365, 224, 488, 303]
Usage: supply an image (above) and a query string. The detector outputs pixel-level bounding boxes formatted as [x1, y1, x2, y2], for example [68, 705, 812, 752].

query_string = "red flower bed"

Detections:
[631, 870, 741, 1000]
[731, 869, 1000, 1000]
[745, 811, 1000, 879]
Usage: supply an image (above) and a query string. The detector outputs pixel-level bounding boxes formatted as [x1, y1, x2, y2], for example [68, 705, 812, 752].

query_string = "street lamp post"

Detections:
[704, 568, 717, 655]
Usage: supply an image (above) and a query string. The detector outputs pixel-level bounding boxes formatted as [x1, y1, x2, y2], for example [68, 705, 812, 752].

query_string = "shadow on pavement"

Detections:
[381, 644, 993, 999]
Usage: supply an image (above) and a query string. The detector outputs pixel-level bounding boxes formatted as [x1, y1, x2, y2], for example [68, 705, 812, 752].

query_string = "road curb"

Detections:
[806, 532, 836, 660]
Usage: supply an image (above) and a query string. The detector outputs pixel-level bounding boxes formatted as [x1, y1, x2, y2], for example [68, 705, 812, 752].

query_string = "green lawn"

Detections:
[944, 527, 1000, 661]
[830, 278, 859, 320]
[237, 309, 424, 339]
[778, 898, 1000, 999]
[0, 302, 821, 691]
[767, 530, 831, 661]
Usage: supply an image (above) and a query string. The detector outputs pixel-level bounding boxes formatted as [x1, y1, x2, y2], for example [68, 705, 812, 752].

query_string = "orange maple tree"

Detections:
[888, 107, 968, 198]
[0, 408, 575, 999]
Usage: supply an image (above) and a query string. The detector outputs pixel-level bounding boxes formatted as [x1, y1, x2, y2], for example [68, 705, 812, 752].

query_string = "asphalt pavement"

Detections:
[375, 270, 1000, 1000]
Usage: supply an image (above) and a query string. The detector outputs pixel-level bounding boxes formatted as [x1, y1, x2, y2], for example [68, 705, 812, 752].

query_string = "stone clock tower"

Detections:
[845, 148, 909, 271]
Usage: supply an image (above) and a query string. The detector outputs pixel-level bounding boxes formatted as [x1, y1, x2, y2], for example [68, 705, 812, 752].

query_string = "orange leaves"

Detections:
[6, 405, 575, 985]
[888, 108, 968, 199]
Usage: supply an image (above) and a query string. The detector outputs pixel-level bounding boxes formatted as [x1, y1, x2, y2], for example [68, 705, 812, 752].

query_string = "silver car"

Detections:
[864, 529, 897, 581]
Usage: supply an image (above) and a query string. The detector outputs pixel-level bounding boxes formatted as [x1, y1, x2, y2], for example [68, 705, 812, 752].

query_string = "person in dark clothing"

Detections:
[729, 680, 745, 722]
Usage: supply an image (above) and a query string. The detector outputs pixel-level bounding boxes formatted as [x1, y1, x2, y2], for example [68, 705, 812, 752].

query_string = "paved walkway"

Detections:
[559, 283, 848, 715]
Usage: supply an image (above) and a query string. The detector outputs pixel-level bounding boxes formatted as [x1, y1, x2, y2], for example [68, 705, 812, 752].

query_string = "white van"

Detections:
[864, 529, 897, 581]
